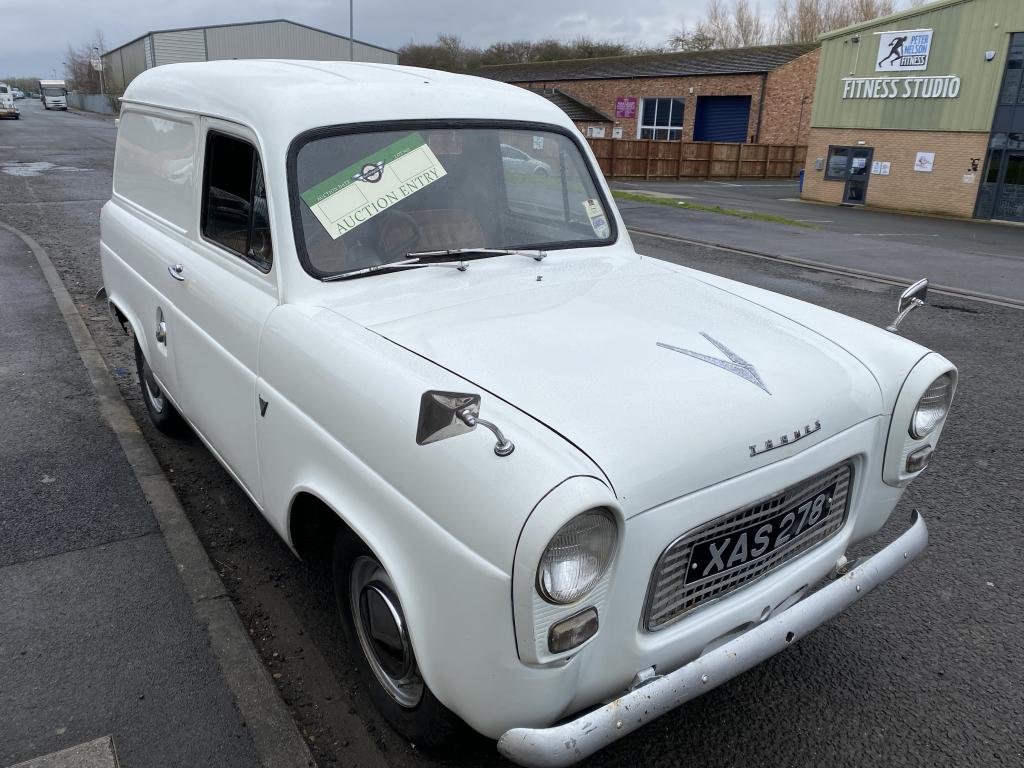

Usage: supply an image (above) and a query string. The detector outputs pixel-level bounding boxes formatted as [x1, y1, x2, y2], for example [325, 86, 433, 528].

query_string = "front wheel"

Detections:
[333, 535, 459, 748]
[133, 338, 187, 436]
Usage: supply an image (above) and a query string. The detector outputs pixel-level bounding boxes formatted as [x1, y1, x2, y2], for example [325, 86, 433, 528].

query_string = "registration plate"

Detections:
[685, 482, 839, 585]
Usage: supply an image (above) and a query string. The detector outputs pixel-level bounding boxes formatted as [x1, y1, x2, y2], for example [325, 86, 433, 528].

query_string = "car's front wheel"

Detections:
[133, 338, 186, 435]
[333, 535, 459, 748]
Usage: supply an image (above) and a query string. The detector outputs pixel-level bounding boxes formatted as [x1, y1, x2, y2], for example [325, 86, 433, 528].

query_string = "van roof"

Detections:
[121, 60, 575, 142]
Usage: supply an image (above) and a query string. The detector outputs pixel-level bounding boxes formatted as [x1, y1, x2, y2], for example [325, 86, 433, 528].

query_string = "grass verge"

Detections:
[611, 190, 815, 228]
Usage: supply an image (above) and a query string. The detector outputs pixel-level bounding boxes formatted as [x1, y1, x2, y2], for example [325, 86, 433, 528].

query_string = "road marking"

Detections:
[5, 736, 118, 768]
[796, 219, 834, 223]
[628, 226, 1024, 310]
[851, 233, 938, 237]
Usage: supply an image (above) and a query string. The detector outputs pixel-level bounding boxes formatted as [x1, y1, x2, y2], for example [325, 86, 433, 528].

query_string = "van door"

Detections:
[106, 108, 201, 411]
[168, 119, 278, 505]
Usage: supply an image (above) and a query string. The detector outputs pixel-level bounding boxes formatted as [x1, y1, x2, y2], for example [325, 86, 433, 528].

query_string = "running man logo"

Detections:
[876, 30, 933, 72]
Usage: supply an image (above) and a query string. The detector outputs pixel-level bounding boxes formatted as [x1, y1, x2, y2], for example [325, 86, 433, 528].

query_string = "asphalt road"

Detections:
[611, 178, 1024, 303]
[2, 100, 1021, 767]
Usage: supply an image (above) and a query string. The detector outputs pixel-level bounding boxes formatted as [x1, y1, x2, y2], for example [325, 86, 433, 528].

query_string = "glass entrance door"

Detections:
[993, 152, 1024, 222]
[977, 136, 1024, 223]
[842, 147, 873, 204]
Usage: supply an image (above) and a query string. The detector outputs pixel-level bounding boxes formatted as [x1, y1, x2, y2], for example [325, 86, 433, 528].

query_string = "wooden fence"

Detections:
[586, 138, 807, 180]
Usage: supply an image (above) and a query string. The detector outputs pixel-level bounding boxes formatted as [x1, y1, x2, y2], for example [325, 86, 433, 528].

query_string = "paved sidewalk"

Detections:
[0, 227, 263, 766]
[613, 181, 1024, 304]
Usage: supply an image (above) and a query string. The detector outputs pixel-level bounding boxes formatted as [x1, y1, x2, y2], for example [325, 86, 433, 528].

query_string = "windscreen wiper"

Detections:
[319, 247, 547, 282]
[405, 247, 547, 262]
[320, 257, 468, 282]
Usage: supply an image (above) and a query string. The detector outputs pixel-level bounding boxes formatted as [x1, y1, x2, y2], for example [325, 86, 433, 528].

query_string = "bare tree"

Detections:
[667, 27, 718, 51]
[400, 34, 648, 71]
[676, 0, 908, 50]
[670, 0, 767, 51]
[734, 0, 768, 46]
[64, 30, 109, 92]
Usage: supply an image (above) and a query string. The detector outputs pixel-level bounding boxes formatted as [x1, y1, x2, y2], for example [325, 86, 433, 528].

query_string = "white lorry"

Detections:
[38, 79, 67, 110]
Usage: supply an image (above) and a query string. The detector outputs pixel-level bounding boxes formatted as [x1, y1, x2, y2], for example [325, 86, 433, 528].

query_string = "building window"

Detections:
[201, 132, 273, 272]
[639, 98, 684, 140]
[824, 146, 851, 180]
[997, 33, 1023, 105]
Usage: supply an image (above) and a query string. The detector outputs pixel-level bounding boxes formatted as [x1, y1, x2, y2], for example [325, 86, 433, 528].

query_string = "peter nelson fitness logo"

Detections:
[876, 29, 933, 73]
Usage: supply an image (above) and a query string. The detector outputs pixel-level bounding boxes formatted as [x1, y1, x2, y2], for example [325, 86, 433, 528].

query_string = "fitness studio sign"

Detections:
[842, 74, 961, 100]
[876, 29, 933, 72]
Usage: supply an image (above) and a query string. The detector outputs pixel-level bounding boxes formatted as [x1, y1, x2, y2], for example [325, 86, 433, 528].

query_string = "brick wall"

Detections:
[760, 48, 820, 145]
[802, 127, 989, 218]
[511, 48, 820, 145]
[517, 73, 766, 142]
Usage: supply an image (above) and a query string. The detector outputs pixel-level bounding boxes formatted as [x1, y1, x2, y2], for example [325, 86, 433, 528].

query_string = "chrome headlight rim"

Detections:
[909, 372, 954, 439]
[536, 508, 618, 606]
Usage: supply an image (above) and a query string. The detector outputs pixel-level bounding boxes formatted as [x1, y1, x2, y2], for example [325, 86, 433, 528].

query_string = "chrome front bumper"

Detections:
[498, 510, 928, 768]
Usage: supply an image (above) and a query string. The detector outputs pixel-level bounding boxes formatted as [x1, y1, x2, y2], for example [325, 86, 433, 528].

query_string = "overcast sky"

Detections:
[1, 0, 712, 78]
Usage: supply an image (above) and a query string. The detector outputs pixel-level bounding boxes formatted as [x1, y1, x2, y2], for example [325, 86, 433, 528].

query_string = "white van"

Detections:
[38, 79, 67, 110]
[0, 84, 19, 119]
[101, 60, 955, 767]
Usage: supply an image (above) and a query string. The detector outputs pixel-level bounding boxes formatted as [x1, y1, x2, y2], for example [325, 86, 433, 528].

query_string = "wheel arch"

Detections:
[106, 294, 153, 363]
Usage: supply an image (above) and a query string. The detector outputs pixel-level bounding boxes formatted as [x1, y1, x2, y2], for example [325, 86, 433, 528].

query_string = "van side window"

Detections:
[202, 132, 273, 272]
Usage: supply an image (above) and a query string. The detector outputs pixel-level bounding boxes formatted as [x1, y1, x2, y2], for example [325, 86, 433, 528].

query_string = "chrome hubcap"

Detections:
[349, 556, 423, 708]
[141, 358, 166, 414]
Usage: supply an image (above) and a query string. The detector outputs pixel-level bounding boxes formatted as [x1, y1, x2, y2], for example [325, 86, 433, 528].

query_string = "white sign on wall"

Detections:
[876, 29, 933, 72]
[914, 152, 935, 172]
[842, 75, 961, 100]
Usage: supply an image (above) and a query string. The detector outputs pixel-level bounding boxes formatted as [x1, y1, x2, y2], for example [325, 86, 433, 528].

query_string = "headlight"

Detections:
[910, 373, 954, 439]
[537, 509, 617, 605]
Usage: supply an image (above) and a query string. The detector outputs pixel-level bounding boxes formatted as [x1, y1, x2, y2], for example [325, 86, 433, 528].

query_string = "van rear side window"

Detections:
[113, 112, 196, 231]
[201, 133, 273, 272]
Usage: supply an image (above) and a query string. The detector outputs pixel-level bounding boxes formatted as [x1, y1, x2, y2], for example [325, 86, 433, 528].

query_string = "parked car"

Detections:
[11, 87, 25, 99]
[501, 142, 553, 176]
[101, 61, 955, 767]
[0, 83, 20, 119]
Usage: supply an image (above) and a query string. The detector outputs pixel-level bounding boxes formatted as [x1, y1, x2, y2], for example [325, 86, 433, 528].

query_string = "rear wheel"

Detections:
[333, 534, 459, 748]
[133, 338, 186, 435]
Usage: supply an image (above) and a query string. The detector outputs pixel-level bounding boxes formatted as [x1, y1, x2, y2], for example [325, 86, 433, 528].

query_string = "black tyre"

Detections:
[133, 338, 187, 436]
[333, 533, 459, 749]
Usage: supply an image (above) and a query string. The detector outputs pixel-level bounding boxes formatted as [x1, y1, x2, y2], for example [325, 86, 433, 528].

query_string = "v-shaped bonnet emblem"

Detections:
[657, 332, 770, 395]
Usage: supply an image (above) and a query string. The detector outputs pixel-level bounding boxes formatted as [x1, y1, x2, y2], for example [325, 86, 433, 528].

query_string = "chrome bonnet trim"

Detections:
[497, 510, 928, 768]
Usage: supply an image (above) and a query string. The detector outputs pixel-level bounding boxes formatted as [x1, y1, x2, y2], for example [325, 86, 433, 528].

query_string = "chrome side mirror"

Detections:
[886, 278, 928, 334]
[416, 390, 514, 457]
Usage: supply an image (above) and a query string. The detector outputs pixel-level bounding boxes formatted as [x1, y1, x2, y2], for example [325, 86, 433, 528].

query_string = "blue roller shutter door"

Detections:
[694, 96, 752, 142]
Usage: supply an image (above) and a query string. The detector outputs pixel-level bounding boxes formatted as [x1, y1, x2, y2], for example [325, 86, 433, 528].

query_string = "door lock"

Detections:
[155, 307, 167, 345]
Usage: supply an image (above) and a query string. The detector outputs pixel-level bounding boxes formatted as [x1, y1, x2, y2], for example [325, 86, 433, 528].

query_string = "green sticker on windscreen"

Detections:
[300, 133, 447, 239]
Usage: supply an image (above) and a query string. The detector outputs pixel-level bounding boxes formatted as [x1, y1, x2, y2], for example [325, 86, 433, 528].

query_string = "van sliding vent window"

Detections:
[202, 133, 273, 272]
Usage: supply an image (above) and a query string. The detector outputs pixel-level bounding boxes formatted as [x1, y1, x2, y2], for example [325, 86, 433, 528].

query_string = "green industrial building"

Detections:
[802, 0, 1024, 222]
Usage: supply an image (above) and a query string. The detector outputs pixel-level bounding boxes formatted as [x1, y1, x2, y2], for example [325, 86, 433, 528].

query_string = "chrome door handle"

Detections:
[155, 320, 167, 344]
[168, 264, 185, 281]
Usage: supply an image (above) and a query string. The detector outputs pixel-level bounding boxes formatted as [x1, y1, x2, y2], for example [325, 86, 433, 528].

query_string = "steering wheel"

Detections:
[377, 211, 423, 262]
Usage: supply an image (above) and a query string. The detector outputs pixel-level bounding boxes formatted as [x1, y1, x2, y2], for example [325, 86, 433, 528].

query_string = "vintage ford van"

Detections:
[100, 61, 955, 766]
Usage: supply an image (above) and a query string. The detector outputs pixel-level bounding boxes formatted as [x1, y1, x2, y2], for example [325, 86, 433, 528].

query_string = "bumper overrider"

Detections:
[498, 510, 928, 768]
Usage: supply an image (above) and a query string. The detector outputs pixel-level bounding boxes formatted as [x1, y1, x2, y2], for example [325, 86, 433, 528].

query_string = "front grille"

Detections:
[644, 461, 853, 631]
